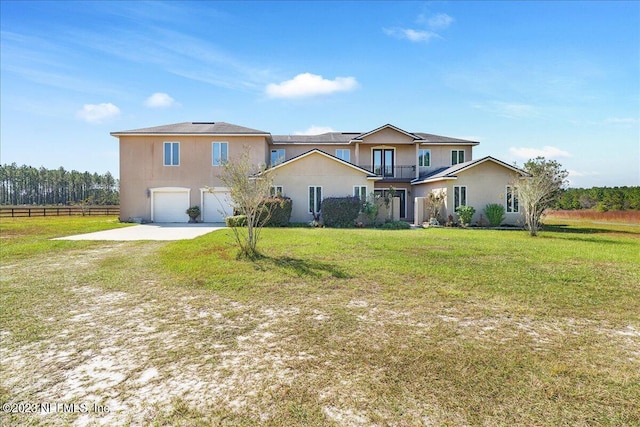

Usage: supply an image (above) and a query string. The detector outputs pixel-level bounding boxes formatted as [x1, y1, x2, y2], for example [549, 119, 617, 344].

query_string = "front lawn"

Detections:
[1, 217, 638, 426]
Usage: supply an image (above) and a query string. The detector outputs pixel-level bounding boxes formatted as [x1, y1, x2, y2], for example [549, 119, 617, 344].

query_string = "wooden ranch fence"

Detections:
[0, 206, 120, 218]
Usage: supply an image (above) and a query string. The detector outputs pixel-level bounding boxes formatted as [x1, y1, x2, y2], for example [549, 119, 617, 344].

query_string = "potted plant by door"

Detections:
[186, 206, 201, 223]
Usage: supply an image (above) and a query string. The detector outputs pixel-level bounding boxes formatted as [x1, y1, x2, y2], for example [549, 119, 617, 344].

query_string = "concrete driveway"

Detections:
[54, 223, 226, 241]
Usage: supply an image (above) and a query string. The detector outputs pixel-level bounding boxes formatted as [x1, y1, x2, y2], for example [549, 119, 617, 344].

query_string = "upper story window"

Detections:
[451, 150, 465, 165]
[451, 150, 464, 166]
[212, 142, 228, 166]
[270, 185, 284, 197]
[271, 149, 285, 166]
[336, 149, 350, 162]
[418, 149, 431, 167]
[373, 148, 394, 177]
[164, 142, 179, 166]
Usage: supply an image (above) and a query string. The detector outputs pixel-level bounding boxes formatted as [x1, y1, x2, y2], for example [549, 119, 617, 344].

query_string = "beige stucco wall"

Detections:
[444, 161, 522, 225]
[270, 152, 375, 223]
[418, 145, 473, 176]
[119, 135, 268, 221]
[412, 161, 524, 226]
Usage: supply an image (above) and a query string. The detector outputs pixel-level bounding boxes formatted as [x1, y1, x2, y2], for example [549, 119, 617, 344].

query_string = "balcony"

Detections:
[361, 165, 416, 181]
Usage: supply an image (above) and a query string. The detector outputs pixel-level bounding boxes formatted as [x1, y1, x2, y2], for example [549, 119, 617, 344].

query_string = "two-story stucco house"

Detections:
[112, 122, 527, 225]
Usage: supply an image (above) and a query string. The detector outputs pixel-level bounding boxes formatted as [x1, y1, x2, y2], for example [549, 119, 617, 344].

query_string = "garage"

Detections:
[202, 188, 234, 223]
[151, 188, 190, 223]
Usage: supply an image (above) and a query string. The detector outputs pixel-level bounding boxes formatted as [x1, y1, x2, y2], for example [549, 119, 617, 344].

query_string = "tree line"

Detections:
[553, 186, 640, 211]
[0, 163, 119, 206]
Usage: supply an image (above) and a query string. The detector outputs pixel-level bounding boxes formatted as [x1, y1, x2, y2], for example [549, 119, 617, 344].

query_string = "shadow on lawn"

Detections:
[253, 255, 352, 279]
[544, 224, 638, 236]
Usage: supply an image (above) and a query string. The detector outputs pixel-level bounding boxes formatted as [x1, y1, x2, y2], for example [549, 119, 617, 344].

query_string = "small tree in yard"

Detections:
[518, 156, 568, 236]
[217, 150, 274, 259]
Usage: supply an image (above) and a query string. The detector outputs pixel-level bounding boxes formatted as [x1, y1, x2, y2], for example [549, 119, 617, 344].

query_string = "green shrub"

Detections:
[484, 203, 505, 227]
[321, 197, 361, 228]
[380, 220, 411, 230]
[455, 205, 476, 227]
[260, 197, 292, 227]
[225, 215, 247, 227]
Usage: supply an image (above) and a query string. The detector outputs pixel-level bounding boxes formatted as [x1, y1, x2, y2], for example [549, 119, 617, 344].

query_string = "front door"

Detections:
[374, 188, 406, 219]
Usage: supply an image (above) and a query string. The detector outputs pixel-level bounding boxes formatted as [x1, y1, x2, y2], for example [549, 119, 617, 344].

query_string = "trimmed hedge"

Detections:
[261, 197, 292, 227]
[321, 196, 361, 228]
[380, 220, 411, 230]
[225, 215, 247, 227]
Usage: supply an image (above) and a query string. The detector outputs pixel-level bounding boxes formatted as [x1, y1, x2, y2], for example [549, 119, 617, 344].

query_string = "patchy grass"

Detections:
[1, 217, 639, 426]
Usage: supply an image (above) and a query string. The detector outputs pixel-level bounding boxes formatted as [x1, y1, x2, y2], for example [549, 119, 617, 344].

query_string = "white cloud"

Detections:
[266, 73, 358, 98]
[294, 126, 335, 135]
[386, 12, 453, 43]
[509, 146, 572, 159]
[427, 13, 454, 30]
[76, 103, 120, 123]
[383, 27, 440, 43]
[144, 92, 177, 108]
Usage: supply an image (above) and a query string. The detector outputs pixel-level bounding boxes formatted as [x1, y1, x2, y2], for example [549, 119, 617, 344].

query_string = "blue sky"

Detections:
[1, 1, 638, 187]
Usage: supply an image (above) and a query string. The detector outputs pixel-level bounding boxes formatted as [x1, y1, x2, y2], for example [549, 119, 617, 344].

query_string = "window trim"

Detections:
[336, 149, 351, 162]
[163, 141, 180, 166]
[308, 185, 322, 214]
[271, 148, 286, 166]
[453, 185, 467, 210]
[212, 141, 228, 166]
[270, 185, 284, 197]
[451, 149, 465, 166]
[506, 185, 519, 213]
[418, 148, 431, 167]
[353, 185, 367, 200]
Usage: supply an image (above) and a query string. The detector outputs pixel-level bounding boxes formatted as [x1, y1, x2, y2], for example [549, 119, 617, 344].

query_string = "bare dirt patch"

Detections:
[2, 241, 639, 426]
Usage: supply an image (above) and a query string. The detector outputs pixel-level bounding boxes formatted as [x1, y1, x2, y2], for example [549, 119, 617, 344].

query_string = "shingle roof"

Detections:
[414, 133, 479, 144]
[271, 127, 478, 145]
[271, 133, 359, 144]
[111, 122, 270, 135]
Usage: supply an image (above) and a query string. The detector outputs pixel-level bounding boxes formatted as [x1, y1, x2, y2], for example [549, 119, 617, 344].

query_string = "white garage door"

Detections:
[152, 189, 190, 223]
[203, 190, 234, 223]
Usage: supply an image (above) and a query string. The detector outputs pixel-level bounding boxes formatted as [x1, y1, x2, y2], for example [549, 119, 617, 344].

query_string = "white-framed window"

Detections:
[451, 149, 465, 165]
[418, 149, 431, 167]
[308, 186, 322, 214]
[212, 142, 228, 166]
[270, 185, 284, 197]
[164, 142, 179, 166]
[336, 149, 350, 162]
[453, 185, 467, 209]
[271, 149, 285, 166]
[353, 185, 367, 201]
[506, 185, 519, 213]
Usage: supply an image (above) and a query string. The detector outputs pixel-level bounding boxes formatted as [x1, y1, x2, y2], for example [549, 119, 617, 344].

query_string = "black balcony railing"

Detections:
[361, 165, 416, 180]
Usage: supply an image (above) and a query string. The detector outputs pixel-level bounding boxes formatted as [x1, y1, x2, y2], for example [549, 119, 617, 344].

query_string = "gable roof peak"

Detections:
[353, 123, 421, 141]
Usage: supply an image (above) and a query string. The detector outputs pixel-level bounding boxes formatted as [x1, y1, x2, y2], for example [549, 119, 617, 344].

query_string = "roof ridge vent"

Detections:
[192, 122, 216, 124]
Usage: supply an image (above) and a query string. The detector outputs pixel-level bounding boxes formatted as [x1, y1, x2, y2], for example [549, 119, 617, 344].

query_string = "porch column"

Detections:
[354, 142, 360, 165]
[415, 143, 419, 179]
